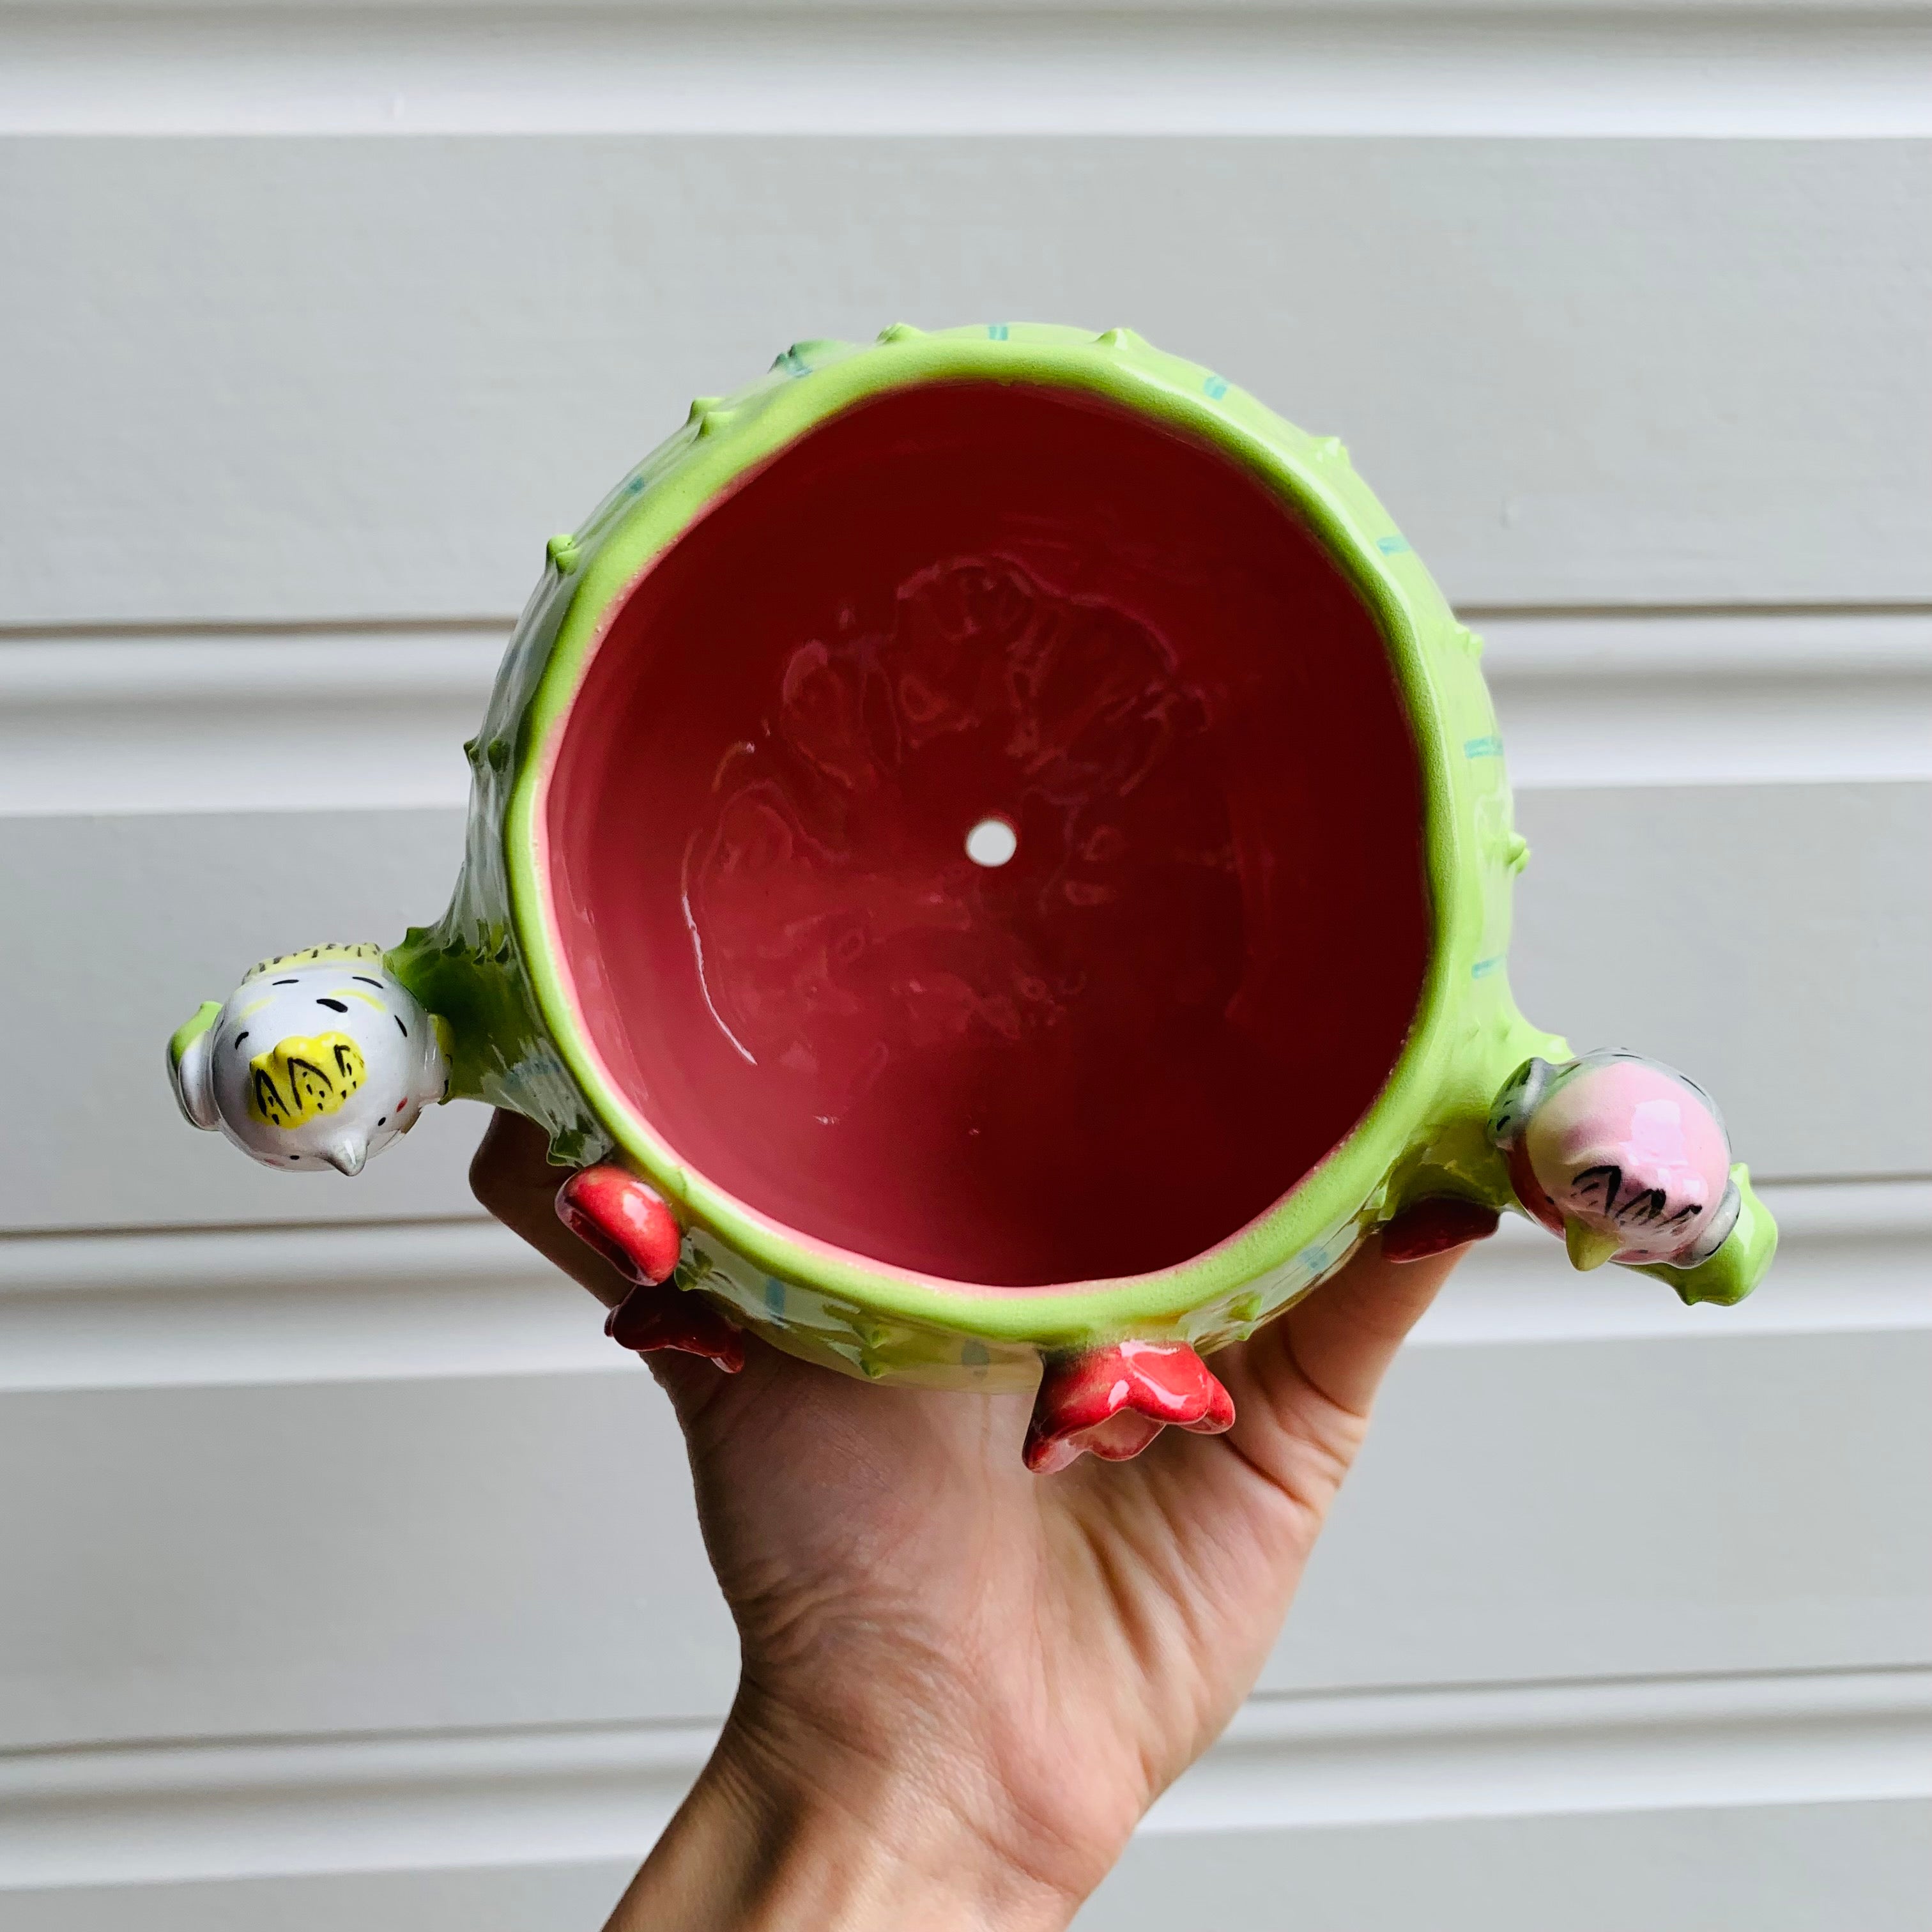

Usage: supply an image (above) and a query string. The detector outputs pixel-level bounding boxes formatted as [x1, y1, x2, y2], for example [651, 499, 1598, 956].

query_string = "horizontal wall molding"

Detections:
[0, 1712, 710, 1892]
[0, 630, 503, 816]
[0, 1218, 615, 1395]
[1475, 610, 1932, 790]
[1414, 1177, 1932, 1346]
[10, 142, 1924, 619]
[1147, 1664, 1932, 1834]
[0, 1179, 1922, 1396]
[3, 1664, 1926, 1890]
[4, 610, 1926, 818]
[4, 4, 1929, 137]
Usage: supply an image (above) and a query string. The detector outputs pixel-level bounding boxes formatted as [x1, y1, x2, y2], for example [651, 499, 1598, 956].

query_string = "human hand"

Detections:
[472, 1109, 1472, 1931]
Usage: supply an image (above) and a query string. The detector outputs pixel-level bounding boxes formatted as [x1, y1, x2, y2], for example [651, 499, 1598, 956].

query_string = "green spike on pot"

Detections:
[687, 396, 734, 436]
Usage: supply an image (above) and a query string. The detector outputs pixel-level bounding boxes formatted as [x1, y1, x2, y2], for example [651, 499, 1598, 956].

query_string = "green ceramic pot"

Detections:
[168, 323, 1775, 1471]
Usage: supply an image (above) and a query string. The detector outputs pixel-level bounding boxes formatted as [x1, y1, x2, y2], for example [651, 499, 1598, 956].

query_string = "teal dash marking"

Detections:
[1471, 955, 1503, 979]
[763, 1276, 785, 1314]
[1203, 376, 1229, 400]
[1376, 535, 1411, 555]
[962, 1338, 989, 1367]
[1463, 735, 1504, 759]
[987, 323, 1010, 341]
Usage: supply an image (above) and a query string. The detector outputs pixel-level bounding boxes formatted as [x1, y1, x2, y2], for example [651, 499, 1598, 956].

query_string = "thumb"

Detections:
[470, 1108, 632, 1312]
[469, 1108, 742, 1430]
[1262, 1233, 1462, 1423]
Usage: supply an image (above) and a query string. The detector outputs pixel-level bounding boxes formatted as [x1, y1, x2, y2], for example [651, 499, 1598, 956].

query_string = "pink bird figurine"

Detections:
[1487, 1052, 1741, 1273]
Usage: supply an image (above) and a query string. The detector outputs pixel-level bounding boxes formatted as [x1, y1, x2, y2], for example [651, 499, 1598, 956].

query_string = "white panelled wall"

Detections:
[3, 4, 1929, 1924]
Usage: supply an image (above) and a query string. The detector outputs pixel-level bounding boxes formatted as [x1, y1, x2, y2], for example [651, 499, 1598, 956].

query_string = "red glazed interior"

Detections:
[542, 381, 1430, 1287]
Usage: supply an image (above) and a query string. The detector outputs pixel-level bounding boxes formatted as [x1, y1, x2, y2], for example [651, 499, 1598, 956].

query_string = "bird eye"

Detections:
[316, 997, 349, 1013]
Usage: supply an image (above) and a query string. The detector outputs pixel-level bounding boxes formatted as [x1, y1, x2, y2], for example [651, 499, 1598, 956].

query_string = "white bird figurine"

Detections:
[167, 945, 449, 1175]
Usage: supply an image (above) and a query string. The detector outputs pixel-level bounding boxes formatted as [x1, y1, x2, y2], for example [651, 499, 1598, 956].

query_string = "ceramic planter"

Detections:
[168, 323, 1777, 1471]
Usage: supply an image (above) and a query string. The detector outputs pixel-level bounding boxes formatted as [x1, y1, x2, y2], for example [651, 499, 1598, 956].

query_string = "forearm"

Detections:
[605, 1705, 1084, 1932]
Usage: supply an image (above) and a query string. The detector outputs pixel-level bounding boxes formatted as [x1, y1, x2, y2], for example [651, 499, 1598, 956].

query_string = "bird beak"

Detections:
[322, 1138, 368, 1177]
[1565, 1219, 1624, 1272]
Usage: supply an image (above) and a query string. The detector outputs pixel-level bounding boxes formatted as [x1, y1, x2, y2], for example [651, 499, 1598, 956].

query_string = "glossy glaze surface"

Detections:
[544, 381, 1429, 1285]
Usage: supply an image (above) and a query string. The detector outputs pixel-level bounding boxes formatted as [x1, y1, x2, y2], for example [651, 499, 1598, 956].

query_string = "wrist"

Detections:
[608, 1692, 1086, 1932]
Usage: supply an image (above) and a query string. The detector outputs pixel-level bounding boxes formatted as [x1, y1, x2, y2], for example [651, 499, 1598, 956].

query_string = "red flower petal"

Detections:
[1024, 1340, 1234, 1473]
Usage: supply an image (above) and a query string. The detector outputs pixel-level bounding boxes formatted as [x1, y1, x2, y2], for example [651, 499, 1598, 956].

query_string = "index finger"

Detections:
[469, 1107, 634, 1310]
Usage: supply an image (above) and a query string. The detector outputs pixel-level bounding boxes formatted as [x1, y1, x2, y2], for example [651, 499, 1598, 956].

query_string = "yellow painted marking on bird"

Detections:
[247, 1033, 366, 1128]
